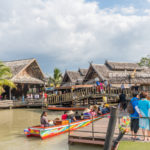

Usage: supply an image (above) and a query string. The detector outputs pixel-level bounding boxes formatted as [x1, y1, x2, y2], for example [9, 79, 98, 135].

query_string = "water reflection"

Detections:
[0, 109, 102, 150]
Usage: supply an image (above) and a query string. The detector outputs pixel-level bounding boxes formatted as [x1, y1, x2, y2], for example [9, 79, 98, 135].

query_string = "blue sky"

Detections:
[0, 0, 150, 75]
[88, 0, 150, 9]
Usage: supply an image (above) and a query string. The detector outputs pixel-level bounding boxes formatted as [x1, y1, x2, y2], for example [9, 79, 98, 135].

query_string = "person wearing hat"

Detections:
[101, 104, 110, 114]
[83, 108, 92, 119]
[90, 106, 97, 117]
[67, 110, 76, 122]
[40, 111, 50, 127]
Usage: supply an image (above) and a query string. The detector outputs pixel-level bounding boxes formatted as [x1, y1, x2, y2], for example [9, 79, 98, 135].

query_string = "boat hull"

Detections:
[24, 114, 108, 140]
[47, 106, 86, 111]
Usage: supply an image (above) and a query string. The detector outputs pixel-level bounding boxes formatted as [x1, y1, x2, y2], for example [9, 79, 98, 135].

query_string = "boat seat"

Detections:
[54, 120, 62, 125]
[62, 120, 69, 125]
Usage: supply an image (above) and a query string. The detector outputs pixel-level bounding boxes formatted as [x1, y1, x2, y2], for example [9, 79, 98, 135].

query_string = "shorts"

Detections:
[130, 118, 139, 133]
[120, 102, 127, 110]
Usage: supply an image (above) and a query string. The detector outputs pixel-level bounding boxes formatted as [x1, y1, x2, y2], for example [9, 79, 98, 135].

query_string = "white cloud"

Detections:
[121, 6, 137, 15]
[0, 0, 150, 72]
[145, 9, 150, 15]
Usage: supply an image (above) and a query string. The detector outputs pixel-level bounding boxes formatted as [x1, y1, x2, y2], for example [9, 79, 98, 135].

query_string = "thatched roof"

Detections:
[12, 75, 44, 84]
[78, 68, 88, 76]
[62, 71, 83, 84]
[3, 58, 44, 84]
[4, 59, 33, 76]
[105, 61, 143, 71]
[84, 61, 150, 85]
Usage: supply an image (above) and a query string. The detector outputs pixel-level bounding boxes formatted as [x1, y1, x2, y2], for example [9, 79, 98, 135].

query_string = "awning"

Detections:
[11, 76, 44, 84]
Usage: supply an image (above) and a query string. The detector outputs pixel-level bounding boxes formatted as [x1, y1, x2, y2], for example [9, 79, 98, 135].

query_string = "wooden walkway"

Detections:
[47, 87, 132, 105]
[68, 113, 143, 146]
[0, 99, 46, 109]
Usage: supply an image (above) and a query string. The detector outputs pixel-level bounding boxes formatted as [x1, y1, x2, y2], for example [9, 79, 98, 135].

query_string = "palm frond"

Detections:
[0, 79, 16, 89]
[0, 61, 16, 94]
[48, 68, 62, 87]
[0, 86, 5, 95]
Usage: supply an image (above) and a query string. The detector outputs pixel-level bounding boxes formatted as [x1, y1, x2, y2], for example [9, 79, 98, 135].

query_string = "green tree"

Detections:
[0, 61, 16, 95]
[48, 68, 62, 87]
[138, 55, 150, 67]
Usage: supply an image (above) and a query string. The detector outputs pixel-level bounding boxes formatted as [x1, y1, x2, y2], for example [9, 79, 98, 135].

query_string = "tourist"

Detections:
[121, 83, 125, 90]
[90, 109, 97, 117]
[44, 92, 47, 102]
[90, 105, 98, 116]
[134, 84, 139, 92]
[67, 110, 76, 122]
[130, 91, 141, 140]
[101, 104, 110, 114]
[118, 90, 127, 111]
[103, 95, 107, 103]
[35, 94, 39, 99]
[96, 80, 100, 93]
[138, 92, 150, 141]
[61, 111, 68, 120]
[40, 111, 50, 127]
[30, 94, 33, 99]
[100, 81, 104, 93]
[80, 113, 84, 120]
[104, 80, 108, 88]
[75, 111, 81, 120]
[83, 108, 92, 119]
[97, 107, 102, 115]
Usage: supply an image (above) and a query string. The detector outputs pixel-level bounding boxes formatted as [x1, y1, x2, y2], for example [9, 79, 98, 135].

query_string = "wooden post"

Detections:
[104, 107, 118, 150]
[92, 115, 94, 140]
[9, 87, 11, 100]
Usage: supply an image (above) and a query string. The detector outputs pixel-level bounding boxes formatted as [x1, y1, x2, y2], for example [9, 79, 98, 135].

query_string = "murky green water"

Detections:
[0, 109, 103, 150]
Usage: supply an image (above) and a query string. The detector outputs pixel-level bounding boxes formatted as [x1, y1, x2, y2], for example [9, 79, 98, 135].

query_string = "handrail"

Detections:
[47, 87, 133, 105]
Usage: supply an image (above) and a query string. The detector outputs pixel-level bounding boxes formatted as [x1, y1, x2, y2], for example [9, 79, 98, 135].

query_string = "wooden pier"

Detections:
[0, 99, 46, 109]
[0, 87, 133, 109]
[47, 87, 132, 106]
[68, 113, 143, 146]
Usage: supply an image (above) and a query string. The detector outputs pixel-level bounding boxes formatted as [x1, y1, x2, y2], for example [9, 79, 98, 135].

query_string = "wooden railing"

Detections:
[47, 87, 132, 105]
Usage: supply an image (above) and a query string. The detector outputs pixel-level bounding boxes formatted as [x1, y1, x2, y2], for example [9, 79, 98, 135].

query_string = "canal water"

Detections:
[0, 109, 103, 150]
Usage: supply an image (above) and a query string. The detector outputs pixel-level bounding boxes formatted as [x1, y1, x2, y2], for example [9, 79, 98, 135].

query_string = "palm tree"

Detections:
[138, 55, 150, 67]
[48, 68, 62, 87]
[0, 61, 16, 95]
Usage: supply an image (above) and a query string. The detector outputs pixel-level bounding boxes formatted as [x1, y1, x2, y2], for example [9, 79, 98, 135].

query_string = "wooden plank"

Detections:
[69, 112, 144, 146]
[69, 138, 105, 145]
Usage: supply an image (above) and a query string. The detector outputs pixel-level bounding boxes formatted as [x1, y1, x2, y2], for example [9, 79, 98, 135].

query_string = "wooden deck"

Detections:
[0, 99, 46, 109]
[68, 113, 143, 146]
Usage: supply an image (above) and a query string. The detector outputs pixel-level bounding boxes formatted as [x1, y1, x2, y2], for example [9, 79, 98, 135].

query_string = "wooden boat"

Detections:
[47, 106, 86, 111]
[24, 114, 108, 140]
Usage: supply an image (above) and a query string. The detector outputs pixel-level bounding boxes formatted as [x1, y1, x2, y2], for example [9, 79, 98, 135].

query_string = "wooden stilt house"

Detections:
[83, 60, 150, 89]
[3, 58, 45, 100]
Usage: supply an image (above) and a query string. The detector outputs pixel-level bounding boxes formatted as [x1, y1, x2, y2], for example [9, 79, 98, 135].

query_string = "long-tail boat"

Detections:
[47, 106, 86, 111]
[24, 114, 108, 140]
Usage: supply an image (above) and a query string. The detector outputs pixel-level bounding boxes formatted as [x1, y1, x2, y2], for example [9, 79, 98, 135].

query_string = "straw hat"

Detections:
[83, 108, 91, 113]
[93, 105, 98, 110]
[67, 110, 75, 115]
[90, 105, 93, 110]
[104, 104, 109, 107]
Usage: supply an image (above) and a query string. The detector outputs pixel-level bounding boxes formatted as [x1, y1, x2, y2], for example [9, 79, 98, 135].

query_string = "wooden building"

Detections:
[83, 61, 150, 89]
[2, 58, 45, 100]
[62, 68, 88, 87]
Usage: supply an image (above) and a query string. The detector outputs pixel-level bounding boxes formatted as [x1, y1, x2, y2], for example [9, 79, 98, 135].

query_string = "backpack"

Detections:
[127, 101, 135, 114]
